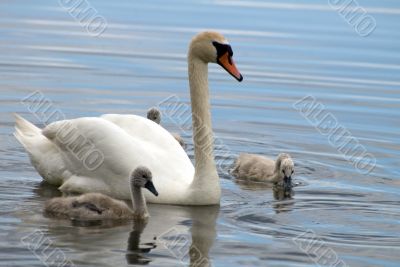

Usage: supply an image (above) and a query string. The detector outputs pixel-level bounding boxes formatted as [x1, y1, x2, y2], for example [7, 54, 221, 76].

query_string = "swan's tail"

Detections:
[14, 113, 66, 186]
[13, 113, 41, 150]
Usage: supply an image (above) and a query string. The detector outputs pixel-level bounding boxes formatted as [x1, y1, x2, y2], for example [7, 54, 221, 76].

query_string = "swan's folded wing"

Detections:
[42, 116, 194, 200]
[101, 114, 194, 174]
[42, 117, 140, 181]
[100, 114, 186, 151]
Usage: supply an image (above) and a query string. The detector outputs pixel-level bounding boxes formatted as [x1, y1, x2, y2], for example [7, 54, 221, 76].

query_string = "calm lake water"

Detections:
[1, 0, 399, 266]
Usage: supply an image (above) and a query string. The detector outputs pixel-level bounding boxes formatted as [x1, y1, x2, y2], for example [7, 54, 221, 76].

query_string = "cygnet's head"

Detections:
[277, 153, 294, 190]
[147, 107, 161, 124]
[189, 31, 243, 82]
[131, 166, 158, 196]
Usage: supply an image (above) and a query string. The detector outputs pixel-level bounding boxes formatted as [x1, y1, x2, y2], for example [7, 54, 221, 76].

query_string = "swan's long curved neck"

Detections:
[188, 55, 219, 193]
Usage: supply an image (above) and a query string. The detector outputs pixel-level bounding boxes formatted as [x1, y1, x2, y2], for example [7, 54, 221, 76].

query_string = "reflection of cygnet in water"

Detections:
[273, 182, 294, 200]
[44, 166, 158, 220]
[125, 220, 157, 265]
[147, 107, 186, 149]
[231, 153, 294, 196]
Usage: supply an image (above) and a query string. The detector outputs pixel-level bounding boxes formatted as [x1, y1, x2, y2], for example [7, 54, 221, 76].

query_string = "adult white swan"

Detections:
[14, 31, 243, 205]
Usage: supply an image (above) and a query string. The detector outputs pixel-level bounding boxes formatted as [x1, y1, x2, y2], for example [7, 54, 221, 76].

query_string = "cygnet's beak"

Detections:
[144, 181, 159, 196]
[283, 176, 292, 191]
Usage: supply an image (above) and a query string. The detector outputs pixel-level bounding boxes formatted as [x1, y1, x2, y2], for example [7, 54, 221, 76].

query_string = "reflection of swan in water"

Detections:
[187, 205, 219, 266]
[124, 205, 219, 266]
[149, 205, 219, 267]
[29, 183, 220, 266]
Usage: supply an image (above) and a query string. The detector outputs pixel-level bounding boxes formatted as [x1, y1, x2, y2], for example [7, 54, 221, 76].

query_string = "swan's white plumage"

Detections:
[16, 114, 194, 204]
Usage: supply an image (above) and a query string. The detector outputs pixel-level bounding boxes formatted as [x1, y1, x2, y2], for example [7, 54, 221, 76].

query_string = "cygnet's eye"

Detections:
[292, 170, 294, 174]
[282, 170, 285, 173]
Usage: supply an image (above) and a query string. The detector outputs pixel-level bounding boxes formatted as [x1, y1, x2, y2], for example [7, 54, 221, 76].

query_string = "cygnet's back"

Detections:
[44, 193, 132, 220]
[44, 166, 159, 220]
[231, 153, 276, 182]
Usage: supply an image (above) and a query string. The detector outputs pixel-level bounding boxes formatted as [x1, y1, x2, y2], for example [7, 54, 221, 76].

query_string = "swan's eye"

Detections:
[212, 41, 232, 58]
[292, 170, 294, 174]
[282, 170, 285, 173]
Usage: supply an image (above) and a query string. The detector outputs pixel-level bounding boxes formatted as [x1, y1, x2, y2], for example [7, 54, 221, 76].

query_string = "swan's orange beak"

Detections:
[217, 52, 243, 82]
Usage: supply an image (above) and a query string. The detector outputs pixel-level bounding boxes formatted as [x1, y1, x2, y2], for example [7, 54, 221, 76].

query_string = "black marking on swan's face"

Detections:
[212, 41, 233, 60]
